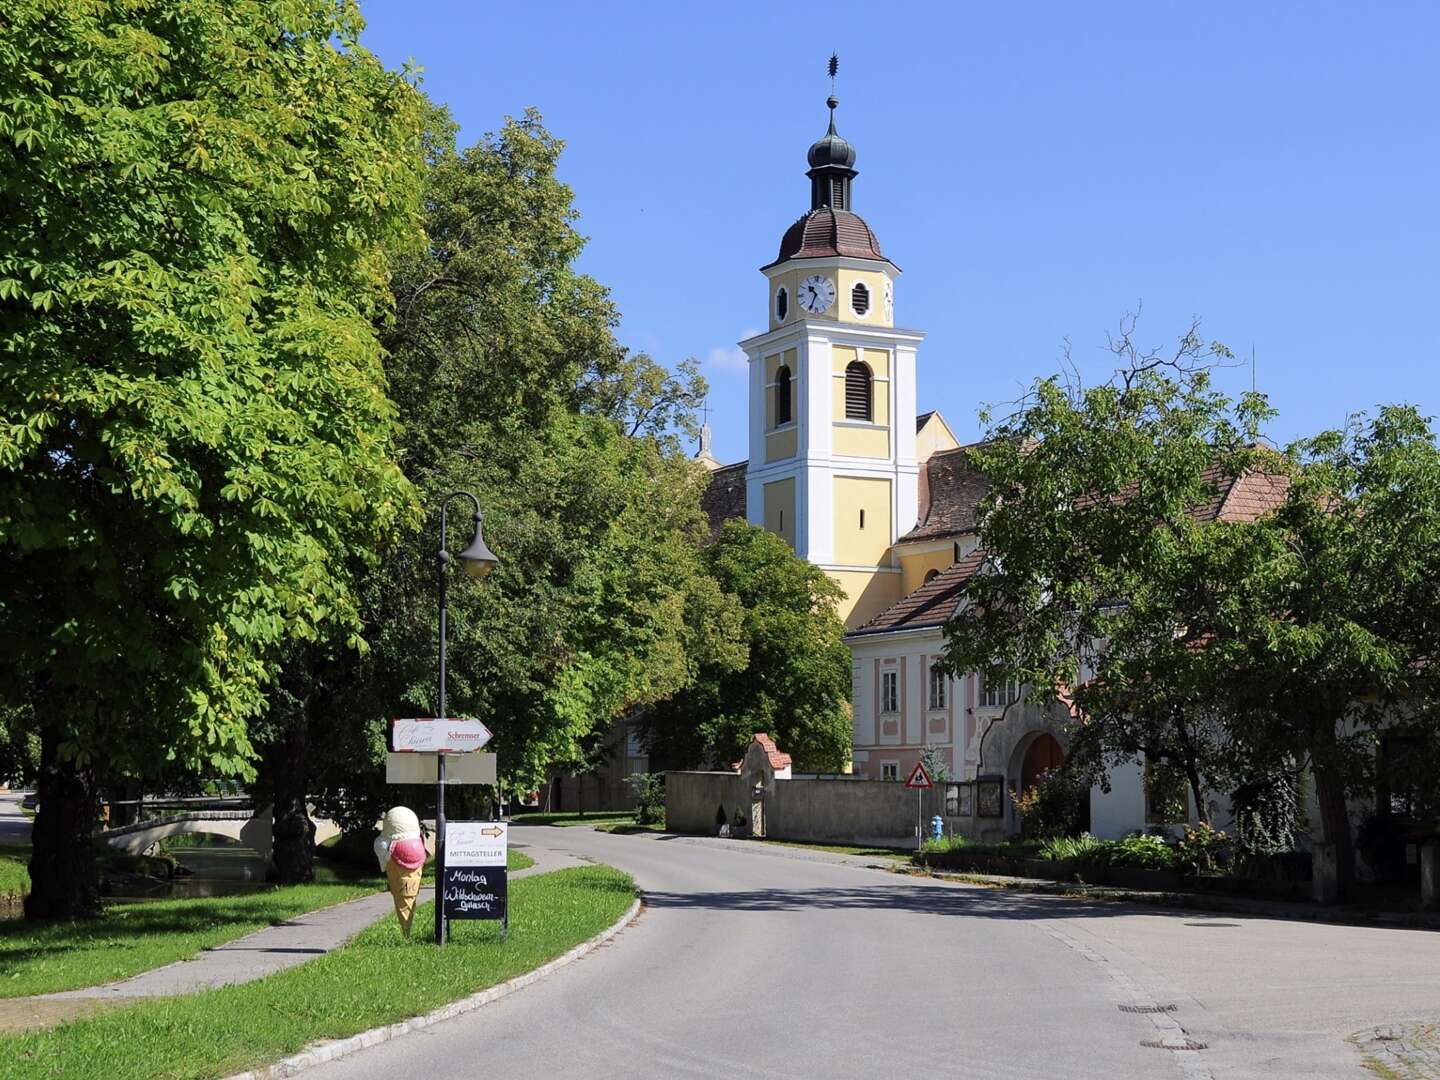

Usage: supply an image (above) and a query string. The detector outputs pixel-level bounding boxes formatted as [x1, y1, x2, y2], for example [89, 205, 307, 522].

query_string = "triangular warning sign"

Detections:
[904, 761, 933, 789]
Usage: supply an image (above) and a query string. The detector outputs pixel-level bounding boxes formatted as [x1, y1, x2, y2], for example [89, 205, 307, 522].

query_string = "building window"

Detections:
[774, 365, 792, 426]
[859, 508, 865, 530]
[923, 568, 940, 584]
[844, 361, 872, 421]
[851, 282, 870, 316]
[880, 670, 898, 713]
[978, 672, 1020, 710]
[880, 761, 899, 782]
[928, 665, 947, 710]
[831, 176, 846, 209]
[775, 286, 788, 321]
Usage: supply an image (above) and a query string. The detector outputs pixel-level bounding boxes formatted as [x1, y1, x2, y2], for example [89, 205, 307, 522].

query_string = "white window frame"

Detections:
[978, 672, 1021, 710]
[928, 665, 947, 711]
[850, 280, 871, 318]
[880, 670, 899, 713]
[880, 760, 900, 782]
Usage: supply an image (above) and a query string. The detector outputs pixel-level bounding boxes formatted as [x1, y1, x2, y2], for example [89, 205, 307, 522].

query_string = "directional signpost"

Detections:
[386, 716, 498, 945]
[905, 761, 933, 851]
[444, 821, 509, 938]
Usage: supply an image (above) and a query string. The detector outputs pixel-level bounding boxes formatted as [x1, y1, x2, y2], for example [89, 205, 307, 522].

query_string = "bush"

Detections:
[1231, 769, 1305, 856]
[1038, 834, 1101, 862]
[1088, 834, 1177, 870]
[1175, 822, 1231, 875]
[625, 773, 665, 827]
[1012, 768, 1088, 840]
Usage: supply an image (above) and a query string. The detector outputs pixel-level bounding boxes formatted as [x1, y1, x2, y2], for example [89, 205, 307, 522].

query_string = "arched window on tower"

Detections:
[844, 360, 872, 421]
[775, 365, 792, 426]
[851, 282, 870, 316]
[775, 287, 788, 322]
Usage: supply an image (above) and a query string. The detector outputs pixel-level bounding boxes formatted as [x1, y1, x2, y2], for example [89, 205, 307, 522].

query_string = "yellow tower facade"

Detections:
[743, 92, 924, 629]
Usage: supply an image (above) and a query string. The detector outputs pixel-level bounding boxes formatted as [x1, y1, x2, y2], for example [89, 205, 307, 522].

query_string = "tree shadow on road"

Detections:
[640, 882, 1139, 922]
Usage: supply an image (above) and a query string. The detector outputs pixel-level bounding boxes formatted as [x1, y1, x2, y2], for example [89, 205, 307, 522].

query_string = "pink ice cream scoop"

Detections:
[388, 836, 426, 870]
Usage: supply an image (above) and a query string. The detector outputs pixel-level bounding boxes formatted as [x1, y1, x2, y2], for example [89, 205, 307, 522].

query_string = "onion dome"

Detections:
[762, 90, 895, 271]
[807, 97, 856, 169]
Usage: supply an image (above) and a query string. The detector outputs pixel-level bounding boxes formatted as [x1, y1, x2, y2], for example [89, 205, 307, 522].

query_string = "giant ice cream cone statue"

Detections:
[374, 806, 428, 938]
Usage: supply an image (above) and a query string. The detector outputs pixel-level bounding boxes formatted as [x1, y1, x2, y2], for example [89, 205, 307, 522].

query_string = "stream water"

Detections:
[102, 840, 371, 901]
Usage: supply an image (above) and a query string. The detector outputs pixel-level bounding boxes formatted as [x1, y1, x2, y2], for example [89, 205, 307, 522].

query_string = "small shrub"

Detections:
[1012, 768, 1089, 840]
[1175, 822, 1231, 876]
[1089, 834, 1177, 870]
[1231, 769, 1305, 855]
[1039, 834, 1101, 862]
[626, 773, 665, 826]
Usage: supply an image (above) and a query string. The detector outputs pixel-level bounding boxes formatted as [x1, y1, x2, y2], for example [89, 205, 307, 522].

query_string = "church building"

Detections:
[697, 87, 1272, 838]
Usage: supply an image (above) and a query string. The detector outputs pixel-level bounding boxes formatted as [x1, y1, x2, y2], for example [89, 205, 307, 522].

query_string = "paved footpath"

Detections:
[37, 844, 586, 1002]
[306, 825, 1440, 1080]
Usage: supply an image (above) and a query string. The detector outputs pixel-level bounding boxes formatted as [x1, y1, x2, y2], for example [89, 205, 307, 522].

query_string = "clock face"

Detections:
[798, 275, 836, 314]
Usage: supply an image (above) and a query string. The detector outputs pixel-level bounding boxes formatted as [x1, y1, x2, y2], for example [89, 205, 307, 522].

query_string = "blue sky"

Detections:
[360, 2, 1439, 466]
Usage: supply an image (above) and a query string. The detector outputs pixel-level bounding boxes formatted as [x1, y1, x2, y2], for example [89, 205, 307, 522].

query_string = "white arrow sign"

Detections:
[392, 718, 493, 754]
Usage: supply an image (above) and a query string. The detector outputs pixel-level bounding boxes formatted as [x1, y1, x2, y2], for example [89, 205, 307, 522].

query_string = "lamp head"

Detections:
[457, 511, 499, 579]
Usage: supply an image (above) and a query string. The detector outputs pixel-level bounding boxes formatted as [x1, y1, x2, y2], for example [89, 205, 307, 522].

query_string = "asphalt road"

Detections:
[308, 826, 1439, 1080]
[0, 790, 30, 846]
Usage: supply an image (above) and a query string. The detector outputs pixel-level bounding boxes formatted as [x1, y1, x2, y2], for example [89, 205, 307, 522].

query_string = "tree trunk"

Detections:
[25, 726, 101, 921]
[267, 718, 314, 884]
[1313, 761, 1354, 902]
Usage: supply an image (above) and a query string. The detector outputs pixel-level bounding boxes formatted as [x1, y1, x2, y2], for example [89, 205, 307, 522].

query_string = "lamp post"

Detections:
[435, 490, 498, 946]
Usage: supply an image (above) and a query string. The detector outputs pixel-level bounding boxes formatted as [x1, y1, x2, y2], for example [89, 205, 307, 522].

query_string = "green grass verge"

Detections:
[0, 844, 30, 903]
[0, 848, 533, 998]
[510, 810, 635, 827]
[3, 865, 636, 1080]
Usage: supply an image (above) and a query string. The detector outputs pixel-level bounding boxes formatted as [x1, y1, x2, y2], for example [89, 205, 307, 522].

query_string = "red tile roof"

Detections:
[848, 550, 989, 637]
[762, 207, 895, 270]
[732, 732, 793, 772]
[903, 444, 990, 542]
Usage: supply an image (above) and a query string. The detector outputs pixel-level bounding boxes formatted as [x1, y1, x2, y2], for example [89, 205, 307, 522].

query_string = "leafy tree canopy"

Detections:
[0, 0, 426, 782]
[640, 520, 853, 773]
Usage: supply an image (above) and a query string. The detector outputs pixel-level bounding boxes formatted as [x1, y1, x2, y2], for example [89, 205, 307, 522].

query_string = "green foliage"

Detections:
[1011, 767, 1088, 840]
[626, 772, 665, 826]
[0, 844, 30, 903]
[919, 743, 952, 783]
[0, 1, 426, 780]
[1086, 834, 1178, 870]
[943, 317, 1271, 831]
[301, 111, 734, 830]
[639, 521, 853, 772]
[1174, 822, 1231, 875]
[1037, 833, 1102, 862]
[1230, 769, 1304, 856]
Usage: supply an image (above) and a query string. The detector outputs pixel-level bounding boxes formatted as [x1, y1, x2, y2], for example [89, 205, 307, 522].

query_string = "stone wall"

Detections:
[665, 771, 743, 834]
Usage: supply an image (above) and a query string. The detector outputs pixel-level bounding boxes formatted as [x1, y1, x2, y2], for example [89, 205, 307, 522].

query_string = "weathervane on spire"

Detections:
[826, 53, 840, 130]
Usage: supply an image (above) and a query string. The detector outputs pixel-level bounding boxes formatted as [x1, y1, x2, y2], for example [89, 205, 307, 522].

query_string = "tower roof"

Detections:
[763, 206, 892, 270]
[807, 96, 856, 169]
[766, 60, 893, 272]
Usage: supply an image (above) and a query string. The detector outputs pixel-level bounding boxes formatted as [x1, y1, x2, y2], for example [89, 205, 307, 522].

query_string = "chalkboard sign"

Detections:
[442, 864, 506, 920]
[444, 821, 509, 922]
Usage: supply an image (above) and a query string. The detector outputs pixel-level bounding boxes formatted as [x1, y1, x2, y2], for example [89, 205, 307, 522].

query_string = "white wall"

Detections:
[1089, 758, 1146, 839]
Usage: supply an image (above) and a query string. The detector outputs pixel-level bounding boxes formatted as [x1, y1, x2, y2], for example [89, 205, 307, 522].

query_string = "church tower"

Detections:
[742, 78, 925, 629]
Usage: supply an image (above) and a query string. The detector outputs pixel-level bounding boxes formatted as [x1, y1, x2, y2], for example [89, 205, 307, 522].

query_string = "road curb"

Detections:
[223, 895, 643, 1080]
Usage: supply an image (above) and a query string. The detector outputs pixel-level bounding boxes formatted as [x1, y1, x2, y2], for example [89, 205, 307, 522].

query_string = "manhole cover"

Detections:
[1141, 1039, 1208, 1051]
[1119, 1003, 1177, 1014]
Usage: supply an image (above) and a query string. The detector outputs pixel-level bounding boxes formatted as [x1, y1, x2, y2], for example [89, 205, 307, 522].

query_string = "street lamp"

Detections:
[435, 490, 498, 945]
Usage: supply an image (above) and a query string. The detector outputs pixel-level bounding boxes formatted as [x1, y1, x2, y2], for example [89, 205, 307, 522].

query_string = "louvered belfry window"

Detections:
[831, 176, 846, 209]
[775, 365, 792, 426]
[851, 282, 870, 315]
[844, 360, 872, 421]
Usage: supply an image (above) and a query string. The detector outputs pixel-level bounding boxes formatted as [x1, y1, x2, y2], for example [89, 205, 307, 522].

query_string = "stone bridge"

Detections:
[100, 801, 341, 865]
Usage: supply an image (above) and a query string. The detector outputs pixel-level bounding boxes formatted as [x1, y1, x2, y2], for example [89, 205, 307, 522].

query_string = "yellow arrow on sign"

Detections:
[479, 825, 504, 838]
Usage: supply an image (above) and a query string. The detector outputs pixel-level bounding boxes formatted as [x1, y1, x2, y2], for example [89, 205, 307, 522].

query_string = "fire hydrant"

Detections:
[930, 815, 945, 842]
